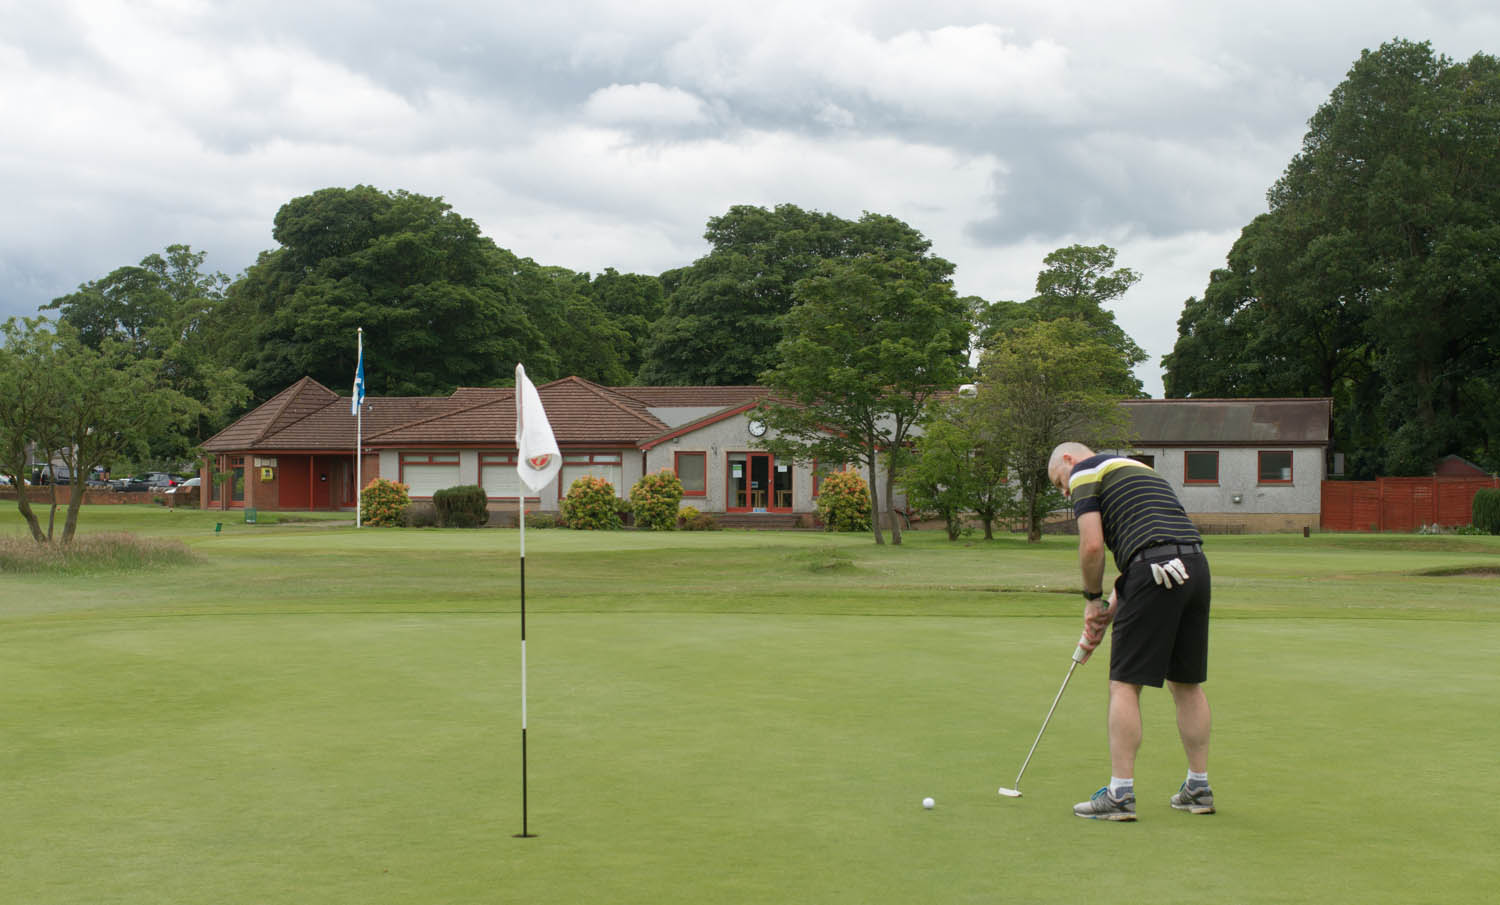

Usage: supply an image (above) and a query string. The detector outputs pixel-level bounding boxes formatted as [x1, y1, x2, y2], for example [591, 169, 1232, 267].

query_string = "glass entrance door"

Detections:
[728, 453, 792, 512]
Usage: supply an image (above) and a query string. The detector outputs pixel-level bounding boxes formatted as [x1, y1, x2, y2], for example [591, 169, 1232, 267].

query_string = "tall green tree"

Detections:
[641, 204, 940, 385]
[1164, 40, 1500, 475]
[977, 244, 1147, 396]
[756, 252, 972, 545]
[46, 245, 248, 463]
[974, 319, 1134, 542]
[218, 186, 553, 400]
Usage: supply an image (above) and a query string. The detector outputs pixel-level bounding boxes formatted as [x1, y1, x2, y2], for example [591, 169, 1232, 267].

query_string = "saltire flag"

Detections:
[515, 364, 560, 492]
[351, 343, 366, 415]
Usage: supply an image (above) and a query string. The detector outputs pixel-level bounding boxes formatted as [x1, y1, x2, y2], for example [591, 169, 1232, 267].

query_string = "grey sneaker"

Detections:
[1170, 782, 1215, 814]
[1073, 786, 1137, 821]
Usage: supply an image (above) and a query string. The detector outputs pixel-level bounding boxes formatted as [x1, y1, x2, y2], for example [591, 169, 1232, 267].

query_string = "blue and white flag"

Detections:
[515, 364, 560, 493]
[352, 341, 365, 415]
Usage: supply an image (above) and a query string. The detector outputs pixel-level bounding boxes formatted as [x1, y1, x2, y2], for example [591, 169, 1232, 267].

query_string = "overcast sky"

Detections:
[4, 1, 1498, 395]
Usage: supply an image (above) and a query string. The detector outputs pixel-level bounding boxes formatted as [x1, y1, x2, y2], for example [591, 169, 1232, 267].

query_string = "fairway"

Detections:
[3, 507, 1497, 904]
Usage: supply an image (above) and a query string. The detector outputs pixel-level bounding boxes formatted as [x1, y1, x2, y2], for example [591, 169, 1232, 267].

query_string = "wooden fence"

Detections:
[1321, 476, 1499, 532]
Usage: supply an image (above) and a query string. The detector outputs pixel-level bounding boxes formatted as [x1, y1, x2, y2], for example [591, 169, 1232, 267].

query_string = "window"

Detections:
[480, 451, 535, 500]
[812, 459, 847, 497]
[400, 451, 461, 498]
[1130, 454, 1156, 469]
[1258, 450, 1293, 484]
[674, 452, 706, 496]
[1184, 451, 1219, 484]
[560, 452, 623, 497]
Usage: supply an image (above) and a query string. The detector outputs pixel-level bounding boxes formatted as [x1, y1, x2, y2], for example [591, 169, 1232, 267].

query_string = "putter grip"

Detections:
[1072, 636, 1089, 663]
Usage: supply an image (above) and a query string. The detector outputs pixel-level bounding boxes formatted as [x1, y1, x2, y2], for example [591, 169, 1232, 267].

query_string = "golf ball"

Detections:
[922, 797, 935, 809]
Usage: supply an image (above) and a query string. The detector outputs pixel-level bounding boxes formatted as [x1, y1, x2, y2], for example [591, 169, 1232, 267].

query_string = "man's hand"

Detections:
[1078, 594, 1117, 661]
[1150, 557, 1190, 588]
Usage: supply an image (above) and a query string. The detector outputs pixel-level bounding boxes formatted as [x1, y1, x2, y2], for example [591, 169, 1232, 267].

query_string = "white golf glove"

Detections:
[1150, 557, 1190, 588]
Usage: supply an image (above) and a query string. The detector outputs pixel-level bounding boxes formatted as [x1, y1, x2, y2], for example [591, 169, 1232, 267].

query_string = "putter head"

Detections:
[997, 787, 1023, 798]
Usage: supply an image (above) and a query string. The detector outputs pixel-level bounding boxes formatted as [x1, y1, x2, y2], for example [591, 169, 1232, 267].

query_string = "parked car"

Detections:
[144, 472, 179, 488]
[35, 464, 72, 485]
[165, 477, 201, 494]
[112, 477, 150, 493]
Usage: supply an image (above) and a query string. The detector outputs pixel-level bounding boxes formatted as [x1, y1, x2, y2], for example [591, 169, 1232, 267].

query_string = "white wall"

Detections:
[1126, 445, 1324, 514]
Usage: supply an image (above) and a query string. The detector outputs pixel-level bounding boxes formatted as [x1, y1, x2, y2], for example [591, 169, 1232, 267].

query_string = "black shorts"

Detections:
[1109, 551, 1211, 687]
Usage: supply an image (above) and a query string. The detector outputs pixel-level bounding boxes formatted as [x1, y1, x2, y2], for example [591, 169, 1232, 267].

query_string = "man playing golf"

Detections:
[1048, 442, 1215, 821]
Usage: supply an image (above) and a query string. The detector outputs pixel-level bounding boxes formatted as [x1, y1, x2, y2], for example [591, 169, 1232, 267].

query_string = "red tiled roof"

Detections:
[205, 377, 772, 454]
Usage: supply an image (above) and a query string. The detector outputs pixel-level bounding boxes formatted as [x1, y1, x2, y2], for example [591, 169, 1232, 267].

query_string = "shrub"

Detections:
[816, 470, 872, 532]
[432, 484, 489, 528]
[562, 476, 622, 530]
[684, 511, 720, 531]
[1473, 488, 1500, 535]
[631, 469, 685, 530]
[678, 505, 700, 526]
[403, 502, 439, 527]
[523, 512, 561, 529]
[361, 478, 411, 527]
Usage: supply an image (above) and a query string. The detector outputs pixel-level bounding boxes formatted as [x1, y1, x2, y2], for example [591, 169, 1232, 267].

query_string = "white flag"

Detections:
[515, 364, 561, 493]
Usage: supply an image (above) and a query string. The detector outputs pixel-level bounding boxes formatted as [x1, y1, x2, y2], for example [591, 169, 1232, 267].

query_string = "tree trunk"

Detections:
[13, 492, 48, 543]
[62, 481, 85, 543]
[884, 464, 903, 545]
[866, 449, 885, 545]
[982, 519, 994, 540]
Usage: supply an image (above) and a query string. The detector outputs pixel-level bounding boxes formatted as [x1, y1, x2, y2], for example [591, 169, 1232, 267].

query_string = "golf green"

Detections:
[2, 509, 1496, 903]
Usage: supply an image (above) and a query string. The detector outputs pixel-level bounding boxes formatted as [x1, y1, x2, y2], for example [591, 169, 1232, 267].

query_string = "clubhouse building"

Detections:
[199, 376, 1332, 531]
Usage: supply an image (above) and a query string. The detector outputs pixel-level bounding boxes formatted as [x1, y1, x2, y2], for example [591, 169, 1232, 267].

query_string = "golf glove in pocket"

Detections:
[1150, 557, 1189, 588]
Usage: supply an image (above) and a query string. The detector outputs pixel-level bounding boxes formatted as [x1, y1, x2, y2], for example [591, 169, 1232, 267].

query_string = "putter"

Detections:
[998, 638, 1090, 798]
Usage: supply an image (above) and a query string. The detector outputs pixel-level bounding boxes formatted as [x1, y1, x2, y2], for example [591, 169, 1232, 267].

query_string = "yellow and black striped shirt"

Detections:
[1068, 454, 1201, 571]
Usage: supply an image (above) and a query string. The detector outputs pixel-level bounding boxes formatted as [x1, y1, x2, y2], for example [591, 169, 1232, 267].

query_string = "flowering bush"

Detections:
[816, 469, 871, 532]
[361, 478, 411, 527]
[562, 475, 622, 530]
[630, 469, 684, 530]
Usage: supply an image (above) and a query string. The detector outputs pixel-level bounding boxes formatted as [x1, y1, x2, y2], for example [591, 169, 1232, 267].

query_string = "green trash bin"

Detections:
[244, 508, 257, 524]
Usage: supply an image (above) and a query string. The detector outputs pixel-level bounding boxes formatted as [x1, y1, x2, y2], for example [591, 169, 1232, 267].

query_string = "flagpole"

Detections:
[355, 328, 363, 528]
[517, 490, 532, 838]
[512, 363, 556, 840]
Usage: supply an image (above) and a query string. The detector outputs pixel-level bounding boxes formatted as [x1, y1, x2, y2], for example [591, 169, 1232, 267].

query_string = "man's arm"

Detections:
[1077, 510, 1107, 597]
[1075, 511, 1113, 659]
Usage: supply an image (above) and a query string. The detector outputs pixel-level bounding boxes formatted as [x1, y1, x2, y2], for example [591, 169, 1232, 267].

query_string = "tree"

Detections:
[0, 319, 71, 542]
[640, 204, 938, 385]
[977, 244, 1147, 396]
[46, 245, 249, 463]
[0, 318, 195, 543]
[900, 397, 1014, 540]
[585, 268, 664, 382]
[1164, 40, 1500, 475]
[974, 319, 1134, 542]
[757, 251, 972, 545]
[217, 186, 553, 401]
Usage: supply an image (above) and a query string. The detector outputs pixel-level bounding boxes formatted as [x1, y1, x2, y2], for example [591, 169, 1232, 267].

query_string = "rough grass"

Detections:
[0, 531, 196, 574]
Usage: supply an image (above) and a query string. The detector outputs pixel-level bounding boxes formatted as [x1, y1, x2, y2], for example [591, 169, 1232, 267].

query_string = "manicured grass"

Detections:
[2, 505, 1497, 903]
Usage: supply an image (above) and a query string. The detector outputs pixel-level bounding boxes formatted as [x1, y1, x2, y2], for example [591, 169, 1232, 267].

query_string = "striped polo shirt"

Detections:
[1068, 454, 1201, 571]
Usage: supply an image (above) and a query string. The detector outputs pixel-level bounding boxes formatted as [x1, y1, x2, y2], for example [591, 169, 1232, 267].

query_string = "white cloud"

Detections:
[583, 83, 710, 126]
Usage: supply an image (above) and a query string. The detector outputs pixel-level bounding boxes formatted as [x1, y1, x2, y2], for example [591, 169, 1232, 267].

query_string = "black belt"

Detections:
[1130, 542, 1201, 565]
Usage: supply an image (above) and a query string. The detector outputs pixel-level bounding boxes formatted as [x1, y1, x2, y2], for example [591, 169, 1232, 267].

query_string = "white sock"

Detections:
[1187, 771, 1209, 787]
[1109, 776, 1134, 796]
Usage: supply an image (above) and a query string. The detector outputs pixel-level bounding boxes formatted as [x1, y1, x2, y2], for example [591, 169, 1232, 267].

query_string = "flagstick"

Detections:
[516, 493, 535, 838]
[355, 327, 363, 528]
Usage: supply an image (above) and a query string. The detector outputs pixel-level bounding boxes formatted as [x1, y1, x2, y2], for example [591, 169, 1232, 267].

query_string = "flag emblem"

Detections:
[527, 454, 553, 470]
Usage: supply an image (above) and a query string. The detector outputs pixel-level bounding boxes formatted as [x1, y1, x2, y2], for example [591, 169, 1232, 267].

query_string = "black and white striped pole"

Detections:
[513, 363, 558, 840]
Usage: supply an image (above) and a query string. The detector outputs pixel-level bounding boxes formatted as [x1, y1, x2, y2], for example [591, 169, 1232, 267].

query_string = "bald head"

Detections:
[1048, 442, 1096, 495]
